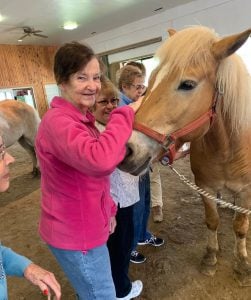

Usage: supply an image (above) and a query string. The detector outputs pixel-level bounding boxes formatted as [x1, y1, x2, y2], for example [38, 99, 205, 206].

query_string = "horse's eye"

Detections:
[178, 80, 197, 90]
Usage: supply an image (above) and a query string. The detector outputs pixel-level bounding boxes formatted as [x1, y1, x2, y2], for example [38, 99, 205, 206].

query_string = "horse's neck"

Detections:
[195, 112, 234, 157]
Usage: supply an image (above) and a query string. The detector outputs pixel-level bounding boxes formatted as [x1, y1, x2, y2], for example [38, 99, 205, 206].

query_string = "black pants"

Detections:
[107, 204, 134, 298]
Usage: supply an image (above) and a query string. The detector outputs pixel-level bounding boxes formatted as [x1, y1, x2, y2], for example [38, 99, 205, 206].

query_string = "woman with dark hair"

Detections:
[35, 42, 141, 299]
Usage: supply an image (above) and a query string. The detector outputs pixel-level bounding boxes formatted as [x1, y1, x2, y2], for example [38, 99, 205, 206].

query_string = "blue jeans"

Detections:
[48, 244, 116, 300]
[132, 171, 152, 250]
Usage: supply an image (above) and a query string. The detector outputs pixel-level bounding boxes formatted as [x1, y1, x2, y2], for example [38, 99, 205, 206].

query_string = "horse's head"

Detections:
[119, 26, 251, 175]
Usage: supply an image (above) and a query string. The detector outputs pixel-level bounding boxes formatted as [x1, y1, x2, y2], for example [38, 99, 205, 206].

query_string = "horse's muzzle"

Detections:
[119, 145, 151, 175]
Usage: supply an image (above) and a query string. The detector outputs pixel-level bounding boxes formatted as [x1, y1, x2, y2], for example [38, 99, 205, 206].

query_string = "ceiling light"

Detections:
[63, 22, 78, 30]
[0, 14, 5, 22]
[18, 39, 23, 42]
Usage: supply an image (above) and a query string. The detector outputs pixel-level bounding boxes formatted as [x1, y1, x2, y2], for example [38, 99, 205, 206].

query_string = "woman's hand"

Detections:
[109, 216, 117, 234]
[24, 263, 61, 299]
[129, 96, 144, 113]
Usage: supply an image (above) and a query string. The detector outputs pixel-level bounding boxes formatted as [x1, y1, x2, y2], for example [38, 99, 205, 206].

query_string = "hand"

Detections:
[109, 216, 117, 234]
[24, 263, 61, 299]
[129, 96, 144, 113]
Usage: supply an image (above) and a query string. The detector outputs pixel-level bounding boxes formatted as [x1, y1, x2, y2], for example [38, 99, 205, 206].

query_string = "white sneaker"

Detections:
[116, 280, 143, 300]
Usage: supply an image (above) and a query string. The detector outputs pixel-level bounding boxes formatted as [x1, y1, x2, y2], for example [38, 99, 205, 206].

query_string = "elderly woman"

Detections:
[117, 64, 146, 105]
[35, 42, 141, 300]
[92, 78, 143, 300]
[0, 135, 61, 299]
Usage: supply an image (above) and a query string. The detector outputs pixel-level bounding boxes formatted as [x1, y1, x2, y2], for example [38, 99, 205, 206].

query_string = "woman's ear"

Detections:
[59, 83, 65, 92]
[121, 84, 128, 92]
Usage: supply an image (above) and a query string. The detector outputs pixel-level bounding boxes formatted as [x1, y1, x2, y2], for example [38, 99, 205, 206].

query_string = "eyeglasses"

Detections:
[96, 98, 119, 107]
[0, 144, 6, 162]
[131, 84, 146, 91]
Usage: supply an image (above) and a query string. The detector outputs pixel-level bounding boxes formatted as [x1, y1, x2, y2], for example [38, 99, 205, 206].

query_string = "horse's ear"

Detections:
[167, 29, 176, 37]
[212, 29, 251, 60]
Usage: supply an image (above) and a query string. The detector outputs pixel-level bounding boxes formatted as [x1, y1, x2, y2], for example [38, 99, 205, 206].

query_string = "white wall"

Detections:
[80, 0, 251, 63]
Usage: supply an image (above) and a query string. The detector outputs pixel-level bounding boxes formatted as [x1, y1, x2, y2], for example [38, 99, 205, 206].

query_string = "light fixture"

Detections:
[63, 22, 78, 30]
[154, 7, 163, 12]
[0, 14, 4, 22]
[18, 39, 23, 42]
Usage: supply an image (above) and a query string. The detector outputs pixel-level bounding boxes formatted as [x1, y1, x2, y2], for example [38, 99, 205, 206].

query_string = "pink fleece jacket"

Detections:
[35, 97, 134, 250]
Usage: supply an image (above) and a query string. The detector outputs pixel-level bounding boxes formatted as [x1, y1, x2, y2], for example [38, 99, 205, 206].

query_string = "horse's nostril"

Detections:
[124, 146, 133, 159]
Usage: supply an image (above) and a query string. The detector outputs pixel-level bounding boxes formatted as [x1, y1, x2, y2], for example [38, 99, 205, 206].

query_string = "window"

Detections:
[44, 84, 61, 106]
[13, 87, 37, 109]
[0, 89, 14, 101]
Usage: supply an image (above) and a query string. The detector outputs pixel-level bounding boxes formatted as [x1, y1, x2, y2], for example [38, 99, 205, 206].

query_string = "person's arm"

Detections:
[2, 246, 61, 299]
[2, 245, 31, 277]
[38, 106, 135, 176]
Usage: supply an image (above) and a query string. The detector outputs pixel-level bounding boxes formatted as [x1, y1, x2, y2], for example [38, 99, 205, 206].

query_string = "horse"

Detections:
[0, 99, 40, 176]
[119, 26, 251, 286]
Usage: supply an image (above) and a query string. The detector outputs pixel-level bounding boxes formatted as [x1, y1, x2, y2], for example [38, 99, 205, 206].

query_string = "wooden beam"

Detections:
[98, 37, 162, 56]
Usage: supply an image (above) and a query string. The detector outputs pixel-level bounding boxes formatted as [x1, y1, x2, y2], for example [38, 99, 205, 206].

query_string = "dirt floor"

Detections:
[1, 143, 251, 300]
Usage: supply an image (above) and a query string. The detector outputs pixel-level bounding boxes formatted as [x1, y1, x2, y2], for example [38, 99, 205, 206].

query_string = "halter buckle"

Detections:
[162, 135, 175, 151]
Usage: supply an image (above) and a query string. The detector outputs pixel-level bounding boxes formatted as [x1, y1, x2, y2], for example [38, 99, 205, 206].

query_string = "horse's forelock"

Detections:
[154, 26, 219, 80]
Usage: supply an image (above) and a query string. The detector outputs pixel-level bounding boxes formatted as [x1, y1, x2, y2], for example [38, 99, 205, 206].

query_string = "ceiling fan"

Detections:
[18, 26, 48, 40]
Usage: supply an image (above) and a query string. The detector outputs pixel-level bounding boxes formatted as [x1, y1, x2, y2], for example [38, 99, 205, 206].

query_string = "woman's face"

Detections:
[0, 136, 15, 192]
[60, 57, 101, 113]
[122, 76, 146, 102]
[93, 91, 119, 124]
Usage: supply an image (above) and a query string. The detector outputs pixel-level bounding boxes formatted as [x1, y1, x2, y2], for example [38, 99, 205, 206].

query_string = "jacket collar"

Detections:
[119, 92, 133, 106]
[51, 96, 95, 123]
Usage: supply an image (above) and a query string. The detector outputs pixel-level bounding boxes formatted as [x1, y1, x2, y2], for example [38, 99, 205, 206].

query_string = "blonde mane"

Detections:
[216, 54, 251, 132]
[153, 26, 251, 132]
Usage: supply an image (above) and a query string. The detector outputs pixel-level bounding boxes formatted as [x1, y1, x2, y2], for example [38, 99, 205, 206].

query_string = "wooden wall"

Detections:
[0, 45, 58, 117]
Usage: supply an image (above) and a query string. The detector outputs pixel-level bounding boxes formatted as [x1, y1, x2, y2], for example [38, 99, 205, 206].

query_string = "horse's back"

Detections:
[0, 99, 40, 121]
[0, 99, 40, 147]
[0, 99, 37, 117]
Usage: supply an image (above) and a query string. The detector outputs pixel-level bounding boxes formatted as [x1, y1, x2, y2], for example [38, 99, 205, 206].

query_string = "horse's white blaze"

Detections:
[150, 60, 170, 92]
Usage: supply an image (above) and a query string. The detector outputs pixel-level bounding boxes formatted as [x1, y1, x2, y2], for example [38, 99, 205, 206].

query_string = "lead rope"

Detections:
[167, 163, 251, 215]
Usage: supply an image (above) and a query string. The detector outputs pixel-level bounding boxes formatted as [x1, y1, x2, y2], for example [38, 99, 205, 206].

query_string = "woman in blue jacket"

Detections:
[0, 135, 61, 300]
[116, 64, 164, 265]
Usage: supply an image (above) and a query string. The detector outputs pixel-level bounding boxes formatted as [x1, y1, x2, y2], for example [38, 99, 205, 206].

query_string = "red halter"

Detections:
[133, 91, 221, 165]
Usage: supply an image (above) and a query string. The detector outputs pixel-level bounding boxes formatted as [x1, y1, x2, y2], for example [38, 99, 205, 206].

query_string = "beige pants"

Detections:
[150, 162, 163, 208]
